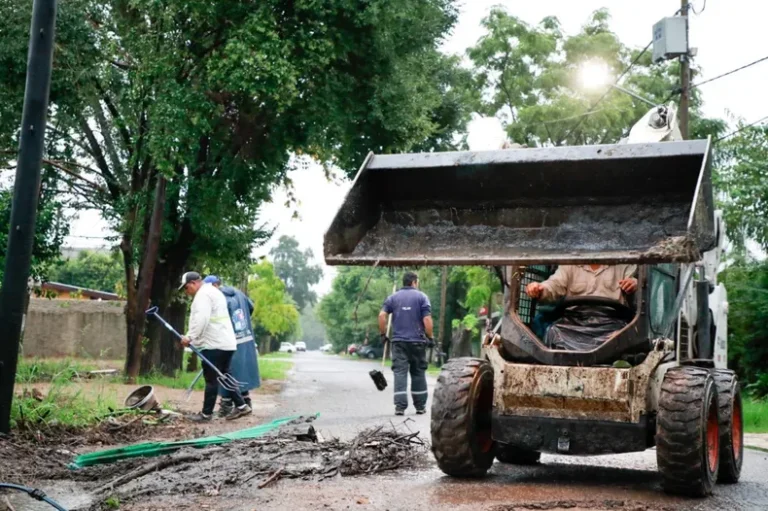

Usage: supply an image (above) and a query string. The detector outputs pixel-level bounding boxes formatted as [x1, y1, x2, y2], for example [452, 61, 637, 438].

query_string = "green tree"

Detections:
[318, 267, 452, 353]
[715, 125, 768, 252]
[270, 236, 322, 310]
[48, 249, 124, 293]
[0, 187, 68, 283]
[720, 259, 768, 384]
[0, 0, 472, 377]
[466, 8, 724, 147]
[248, 260, 300, 352]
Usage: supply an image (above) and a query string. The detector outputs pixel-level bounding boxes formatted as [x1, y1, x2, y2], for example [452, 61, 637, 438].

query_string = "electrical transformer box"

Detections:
[652, 16, 688, 63]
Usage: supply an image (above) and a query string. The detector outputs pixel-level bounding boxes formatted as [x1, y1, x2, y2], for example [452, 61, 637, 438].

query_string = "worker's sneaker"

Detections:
[395, 409, 405, 416]
[187, 413, 212, 423]
[416, 408, 427, 415]
[226, 404, 253, 421]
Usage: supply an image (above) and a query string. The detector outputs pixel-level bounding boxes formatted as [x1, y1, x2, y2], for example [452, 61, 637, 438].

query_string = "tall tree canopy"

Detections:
[248, 260, 301, 352]
[466, 8, 724, 146]
[270, 236, 322, 310]
[0, 186, 68, 283]
[0, 0, 471, 376]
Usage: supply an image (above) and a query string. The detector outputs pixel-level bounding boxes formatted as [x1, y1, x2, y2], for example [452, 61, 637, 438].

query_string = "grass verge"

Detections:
[744, 398, 768, 433]
[16, 358, 99, 383]
[12, 380, 119, 430]
[140, 357, 293, 391]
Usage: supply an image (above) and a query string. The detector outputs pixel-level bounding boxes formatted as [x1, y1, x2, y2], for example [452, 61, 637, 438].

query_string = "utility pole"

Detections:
[438, 267, 448, 365]
[679, 0, 690, 139]
[0, 0, 58, 433]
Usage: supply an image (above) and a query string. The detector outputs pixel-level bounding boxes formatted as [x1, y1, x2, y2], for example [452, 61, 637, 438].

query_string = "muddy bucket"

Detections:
[324, 139, 715, 266]
[125, 385, 160, 412]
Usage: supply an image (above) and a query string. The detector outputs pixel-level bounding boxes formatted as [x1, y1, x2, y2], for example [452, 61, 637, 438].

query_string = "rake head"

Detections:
[218, 374, 243, 393]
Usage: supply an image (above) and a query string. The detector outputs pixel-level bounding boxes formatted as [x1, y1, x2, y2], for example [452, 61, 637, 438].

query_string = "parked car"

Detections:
[347, 344, 359, 356]
[279, 342, 295, 353]
[357, 345, 385, 360]
[295, 341, 307, 352]
[319, 343, 333, 352]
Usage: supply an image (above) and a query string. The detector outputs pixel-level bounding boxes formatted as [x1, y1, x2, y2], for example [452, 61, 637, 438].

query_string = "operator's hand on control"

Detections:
[426, 336, 435, 348]
[180, 336, 191, 347]
[619, 277, 638, 294]
[380, 333, 389, 345]
[526, 282, 544, 299]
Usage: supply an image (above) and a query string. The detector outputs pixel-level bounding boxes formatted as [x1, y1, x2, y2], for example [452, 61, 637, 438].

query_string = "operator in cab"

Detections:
[525, 264, 638, 351]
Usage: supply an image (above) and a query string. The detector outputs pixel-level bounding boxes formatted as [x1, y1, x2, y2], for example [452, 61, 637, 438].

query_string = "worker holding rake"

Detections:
[179, 271, 252, 422]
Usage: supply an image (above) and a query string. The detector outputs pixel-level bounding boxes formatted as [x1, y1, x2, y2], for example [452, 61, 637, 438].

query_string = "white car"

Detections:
[279, 342, 295, 353]
[319, 343, 333, 353]
[294, 341, 307, 352]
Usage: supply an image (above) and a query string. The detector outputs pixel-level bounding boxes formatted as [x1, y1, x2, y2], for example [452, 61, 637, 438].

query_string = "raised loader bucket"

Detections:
[324, 139, 715, 266]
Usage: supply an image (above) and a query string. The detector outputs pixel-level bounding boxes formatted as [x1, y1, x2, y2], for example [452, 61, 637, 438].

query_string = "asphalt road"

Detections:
[255, 351, 768, 511]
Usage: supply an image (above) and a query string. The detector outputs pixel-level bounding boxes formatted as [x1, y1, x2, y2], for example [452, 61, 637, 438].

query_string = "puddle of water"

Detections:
[4, 481, 91, 511]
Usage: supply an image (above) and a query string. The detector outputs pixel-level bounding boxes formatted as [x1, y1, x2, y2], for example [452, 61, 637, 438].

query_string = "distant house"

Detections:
[38, 282, 121, 301]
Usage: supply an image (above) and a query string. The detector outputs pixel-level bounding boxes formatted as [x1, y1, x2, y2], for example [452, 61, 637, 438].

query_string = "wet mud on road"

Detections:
[5, 353, 768, 511]
[114, 448, 768, 511]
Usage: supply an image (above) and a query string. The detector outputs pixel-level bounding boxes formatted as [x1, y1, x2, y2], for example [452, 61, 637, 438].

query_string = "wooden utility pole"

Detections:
[437, 266, 448, 364]
[679, 0, 690, 139]
[0, 0, 57, 433]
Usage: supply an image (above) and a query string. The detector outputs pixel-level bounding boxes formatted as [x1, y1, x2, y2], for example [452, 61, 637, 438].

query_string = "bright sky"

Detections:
[65, 0, 768, 295]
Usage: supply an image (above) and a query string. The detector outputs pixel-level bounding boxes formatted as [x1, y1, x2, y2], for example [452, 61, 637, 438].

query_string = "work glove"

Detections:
[426, 336, 435, 348]
[380, 333, 389, 344]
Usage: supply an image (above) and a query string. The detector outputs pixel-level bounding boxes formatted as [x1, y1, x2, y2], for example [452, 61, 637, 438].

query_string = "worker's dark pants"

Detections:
[391, 341, 429, 411]
[200, 349, 245, 415]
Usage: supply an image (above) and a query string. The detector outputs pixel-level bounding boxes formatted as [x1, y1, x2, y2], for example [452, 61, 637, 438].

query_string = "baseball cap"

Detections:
[178, 271, 201, 291]
[203, 275, 221, 284]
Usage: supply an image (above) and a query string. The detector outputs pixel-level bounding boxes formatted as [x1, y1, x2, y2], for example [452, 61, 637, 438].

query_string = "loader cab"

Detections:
[504, 263, 681, 367]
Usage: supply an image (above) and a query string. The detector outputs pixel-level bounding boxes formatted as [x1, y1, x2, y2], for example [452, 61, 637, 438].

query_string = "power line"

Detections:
[689, 0, 707, 15]
[691, 55, 768, 89]
[716, 115, 768, 142]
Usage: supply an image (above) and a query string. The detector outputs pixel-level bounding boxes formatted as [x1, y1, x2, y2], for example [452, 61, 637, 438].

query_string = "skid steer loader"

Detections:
[323, 104, 743, 497]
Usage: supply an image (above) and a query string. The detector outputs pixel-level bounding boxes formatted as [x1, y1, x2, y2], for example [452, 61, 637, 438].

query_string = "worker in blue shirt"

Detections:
[379, 272, 434, 416]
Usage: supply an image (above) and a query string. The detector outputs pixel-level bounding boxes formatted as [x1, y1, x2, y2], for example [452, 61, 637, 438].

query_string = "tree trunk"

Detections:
[139, 180, 195, 376]
[437, 266, 448, 365]
[186, 351, 198, 372]
[451, 328, 472, 358]
[125, 176, 167, 381]
[140, 258, 186, 376]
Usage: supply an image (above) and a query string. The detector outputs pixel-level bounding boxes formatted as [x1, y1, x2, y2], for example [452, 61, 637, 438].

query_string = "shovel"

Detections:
[145, 306, 243, 393]
[369, 294, 394, 391]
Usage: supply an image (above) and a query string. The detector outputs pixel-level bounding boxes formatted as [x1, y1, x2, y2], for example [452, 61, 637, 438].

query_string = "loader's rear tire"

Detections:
[656, 367, 720, 497]
[431, 358, 495, 477]
[495, 444, 540, 465]
[714, 369, 743, 484]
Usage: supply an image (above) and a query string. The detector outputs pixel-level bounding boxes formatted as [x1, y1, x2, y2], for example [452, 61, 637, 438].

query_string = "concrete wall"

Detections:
[22, 298, 127, 359]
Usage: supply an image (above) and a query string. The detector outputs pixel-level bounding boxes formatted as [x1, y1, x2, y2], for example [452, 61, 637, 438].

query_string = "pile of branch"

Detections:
[80, 421, 428, 508]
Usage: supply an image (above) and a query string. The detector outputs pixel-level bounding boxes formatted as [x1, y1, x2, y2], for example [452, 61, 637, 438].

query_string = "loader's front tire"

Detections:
[495, 444, 540, 465]
[431, 358, 495, 477]
[656, 367, 720, 497]
[714, 369, 743, 484]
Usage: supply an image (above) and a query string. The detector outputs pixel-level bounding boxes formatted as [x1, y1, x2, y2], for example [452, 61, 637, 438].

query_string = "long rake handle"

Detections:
[145, 307, 233, 384]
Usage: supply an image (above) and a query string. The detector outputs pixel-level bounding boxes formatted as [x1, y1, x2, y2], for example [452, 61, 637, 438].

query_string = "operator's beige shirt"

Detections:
[540, 265, 637, 304]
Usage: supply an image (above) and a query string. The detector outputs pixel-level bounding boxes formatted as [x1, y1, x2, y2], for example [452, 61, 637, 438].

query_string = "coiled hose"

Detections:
[0, 483, 67, 510]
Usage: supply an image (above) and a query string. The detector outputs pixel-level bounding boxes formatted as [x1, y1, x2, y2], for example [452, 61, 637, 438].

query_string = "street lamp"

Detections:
[577, 59, 657, 107]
